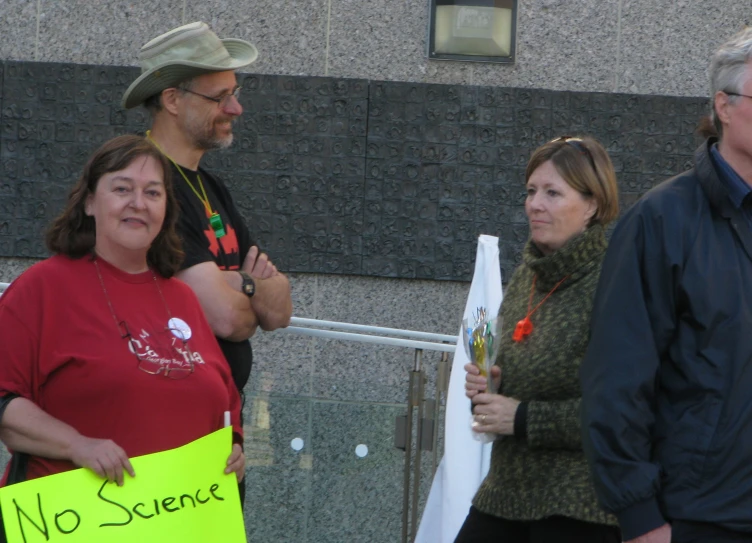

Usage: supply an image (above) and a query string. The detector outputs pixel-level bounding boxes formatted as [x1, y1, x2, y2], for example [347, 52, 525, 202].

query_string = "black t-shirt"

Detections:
[172, 163, 254, 392]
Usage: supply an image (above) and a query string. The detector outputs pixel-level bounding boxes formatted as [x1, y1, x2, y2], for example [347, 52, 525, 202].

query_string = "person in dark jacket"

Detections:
[457, 135, 620, 543]
[580, 27, 752, 543]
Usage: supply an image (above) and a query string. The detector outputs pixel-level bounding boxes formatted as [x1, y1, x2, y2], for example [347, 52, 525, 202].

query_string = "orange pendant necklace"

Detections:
[513, 274, 569, 342]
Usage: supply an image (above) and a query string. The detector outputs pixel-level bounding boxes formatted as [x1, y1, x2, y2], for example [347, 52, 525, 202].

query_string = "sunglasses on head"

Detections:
[550, 136, 597, 173]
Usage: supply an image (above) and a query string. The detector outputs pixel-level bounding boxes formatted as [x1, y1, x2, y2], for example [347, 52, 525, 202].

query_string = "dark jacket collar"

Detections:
[697, 137, 731, 215]
[696, 137, 752, 263]
[709, 144, 752, 210]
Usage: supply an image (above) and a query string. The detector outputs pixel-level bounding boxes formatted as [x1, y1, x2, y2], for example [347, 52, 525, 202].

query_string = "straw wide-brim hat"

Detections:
[122, 21, 258, 109]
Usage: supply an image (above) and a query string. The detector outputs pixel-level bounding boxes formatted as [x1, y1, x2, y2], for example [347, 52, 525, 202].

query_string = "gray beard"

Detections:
[197, 132, 234, 152]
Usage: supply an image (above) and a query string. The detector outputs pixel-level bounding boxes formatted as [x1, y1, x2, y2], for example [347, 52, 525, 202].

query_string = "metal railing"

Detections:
[282, 316, 456, 351]
[280, 317, 455, 543]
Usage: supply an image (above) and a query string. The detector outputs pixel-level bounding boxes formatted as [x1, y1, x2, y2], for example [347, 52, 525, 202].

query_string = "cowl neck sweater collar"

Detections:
[522, 224, 607, 291]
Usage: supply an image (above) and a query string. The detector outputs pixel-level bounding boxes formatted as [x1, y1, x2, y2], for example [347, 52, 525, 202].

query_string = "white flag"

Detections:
[415, 234, 503, 543]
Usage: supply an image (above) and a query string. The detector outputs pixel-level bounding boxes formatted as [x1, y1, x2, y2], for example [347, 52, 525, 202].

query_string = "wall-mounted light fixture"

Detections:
[428, 0, 517, 63]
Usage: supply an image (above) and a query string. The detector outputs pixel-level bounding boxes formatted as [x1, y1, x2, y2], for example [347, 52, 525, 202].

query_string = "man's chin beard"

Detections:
[215, 134, 234, 150]
[199, 133, 233, 151]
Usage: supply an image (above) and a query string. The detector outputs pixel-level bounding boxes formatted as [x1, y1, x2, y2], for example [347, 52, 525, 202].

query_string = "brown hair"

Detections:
[696, 114, 719, 139]
[525, 136, 620, 226]
[46, 134, 184, 278]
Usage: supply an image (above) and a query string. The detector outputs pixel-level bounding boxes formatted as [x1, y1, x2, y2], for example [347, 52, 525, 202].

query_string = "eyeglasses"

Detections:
[179, 86, 242, 109]
[551, 135, 597, 173]
[723, 90, 752, 100]
[118, 320, 195, 380]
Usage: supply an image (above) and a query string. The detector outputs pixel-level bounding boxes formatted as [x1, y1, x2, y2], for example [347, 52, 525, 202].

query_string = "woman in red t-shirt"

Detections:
[0, 135, 244, 489]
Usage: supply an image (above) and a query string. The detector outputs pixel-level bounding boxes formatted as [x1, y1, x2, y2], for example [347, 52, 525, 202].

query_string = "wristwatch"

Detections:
[238, 271, 256, 298]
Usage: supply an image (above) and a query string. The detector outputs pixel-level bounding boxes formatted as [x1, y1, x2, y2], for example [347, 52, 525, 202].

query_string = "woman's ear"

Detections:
[584, 197, 598, 225]
[84, 194, 93, 217]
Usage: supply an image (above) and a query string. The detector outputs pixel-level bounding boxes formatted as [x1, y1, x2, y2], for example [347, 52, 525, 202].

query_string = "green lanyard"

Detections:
[146, 131, 226, 238]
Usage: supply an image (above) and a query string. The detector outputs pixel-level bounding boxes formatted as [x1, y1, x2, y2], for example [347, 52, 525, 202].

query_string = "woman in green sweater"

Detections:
[456, 136, 620, 543]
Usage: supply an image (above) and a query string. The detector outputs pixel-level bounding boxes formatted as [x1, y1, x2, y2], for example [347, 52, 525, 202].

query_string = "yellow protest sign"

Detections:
[0, 427, 246, 543]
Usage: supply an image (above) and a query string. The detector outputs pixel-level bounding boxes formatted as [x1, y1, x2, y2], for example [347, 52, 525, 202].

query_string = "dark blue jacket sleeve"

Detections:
[580, 196, 685, 540]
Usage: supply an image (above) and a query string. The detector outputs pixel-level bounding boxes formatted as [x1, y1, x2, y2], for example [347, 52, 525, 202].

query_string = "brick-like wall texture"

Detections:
[0, 61, 708, 282]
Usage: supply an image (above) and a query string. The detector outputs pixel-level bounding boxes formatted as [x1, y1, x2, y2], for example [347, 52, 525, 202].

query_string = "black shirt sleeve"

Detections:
[513, 401, 528, 438]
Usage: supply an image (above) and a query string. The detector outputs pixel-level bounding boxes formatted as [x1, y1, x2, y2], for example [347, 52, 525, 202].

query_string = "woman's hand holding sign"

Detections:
[69, 435, 135, 487]
[225, 444, 245, 482]
[0, 397, 137, 486]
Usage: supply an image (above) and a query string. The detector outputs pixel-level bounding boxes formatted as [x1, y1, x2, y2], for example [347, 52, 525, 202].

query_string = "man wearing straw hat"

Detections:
[121, 22, 293, 490]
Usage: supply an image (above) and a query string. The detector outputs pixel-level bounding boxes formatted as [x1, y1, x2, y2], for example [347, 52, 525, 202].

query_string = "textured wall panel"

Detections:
[0, 60, 709, 281]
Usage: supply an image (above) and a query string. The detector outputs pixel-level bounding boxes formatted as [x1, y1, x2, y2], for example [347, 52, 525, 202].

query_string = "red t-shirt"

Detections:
[0, 255, 242, 482]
